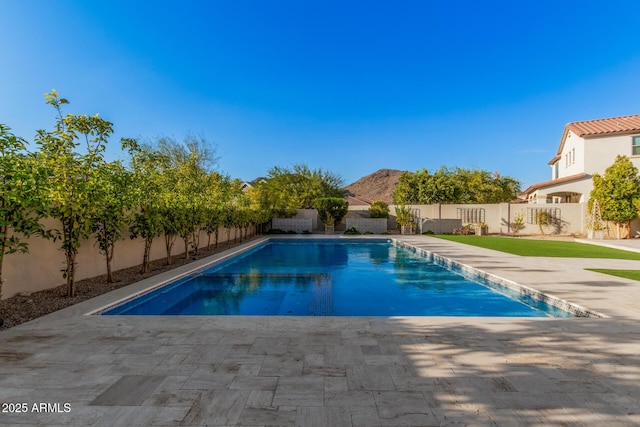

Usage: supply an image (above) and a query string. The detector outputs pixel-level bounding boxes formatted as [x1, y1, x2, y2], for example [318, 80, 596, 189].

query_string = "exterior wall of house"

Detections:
[556, 131, 586, 179]
[2, 217, 247, 300]
[584, 134, 640, 175]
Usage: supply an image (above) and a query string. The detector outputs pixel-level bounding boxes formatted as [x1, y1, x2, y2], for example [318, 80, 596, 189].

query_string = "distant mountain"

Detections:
[344, 169, 405, 204]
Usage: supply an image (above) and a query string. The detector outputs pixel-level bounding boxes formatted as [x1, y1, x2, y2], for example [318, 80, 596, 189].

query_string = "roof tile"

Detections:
[566, 114, 640, 137]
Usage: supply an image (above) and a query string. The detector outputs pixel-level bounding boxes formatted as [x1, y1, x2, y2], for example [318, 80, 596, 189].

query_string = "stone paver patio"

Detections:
[1, 235, 640, 426]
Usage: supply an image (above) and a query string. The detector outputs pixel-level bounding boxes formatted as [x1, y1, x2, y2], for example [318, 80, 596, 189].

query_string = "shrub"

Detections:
[344, 227, 361, 235]
[369, 200, 389, 218]
[314, 197, 348, 226]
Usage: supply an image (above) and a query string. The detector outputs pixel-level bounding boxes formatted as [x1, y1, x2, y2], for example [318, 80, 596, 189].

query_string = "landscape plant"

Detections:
[90, 161, 135, 282]
[0, 125, 46, 298]
[35, 91, 114, 297]
[123, 138, 165, 273]
[590, 155, 640, 239]
[369, 200, 389, 218]
[314, 197, 348, 227]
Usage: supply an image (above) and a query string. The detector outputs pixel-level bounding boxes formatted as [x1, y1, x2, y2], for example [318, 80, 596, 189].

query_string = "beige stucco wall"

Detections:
[2, 217, 246, 300]
[389, 203, 586, 236]
[584, 134, 640, 176]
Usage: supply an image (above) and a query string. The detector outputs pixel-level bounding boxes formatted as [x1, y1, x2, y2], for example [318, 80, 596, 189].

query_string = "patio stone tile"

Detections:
[324, 391, 376, 407]
[237, 405, 297, 426]
[296, 406, 352, 427]
[272, 376, 325, 407]
[373, 390, 438, 425]
[230, 375, 278, 390]
[350, 406, 383, 426]
[346, 364, 395, 391]
[250, 337, 289, 355]
[259, 354, 304, 377]
[325, 345, 364, 367]
[92, 406, 159, 427]
[90, 375, 166, 406]
[245, 390, 275, 407]
[150, 406, 191, 426]
[324, 376, 349, 393]
[180, 365, 236, 390]
[180, 389, 250, 426]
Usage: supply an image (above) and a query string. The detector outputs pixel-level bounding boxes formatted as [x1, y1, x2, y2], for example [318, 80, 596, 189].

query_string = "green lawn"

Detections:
[587, 269, 640, 281]
[433, 235, 640, 260]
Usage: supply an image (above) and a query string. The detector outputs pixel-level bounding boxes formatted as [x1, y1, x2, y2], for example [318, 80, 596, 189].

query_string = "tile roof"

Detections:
[566, 114, 640, 137]
[345, 195, 372, 206]
[522, 173, 589, 196]
[549, 114, 640, 164]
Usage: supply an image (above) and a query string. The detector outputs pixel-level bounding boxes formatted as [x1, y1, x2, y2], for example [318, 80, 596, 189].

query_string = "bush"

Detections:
[422, 230, 435, 235]
[344, 227, 361, 235]
[314, 197, 348, 226]
[369, 200, 389, 218]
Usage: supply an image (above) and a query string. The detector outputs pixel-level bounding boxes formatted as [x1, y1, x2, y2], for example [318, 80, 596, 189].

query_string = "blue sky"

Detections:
[2, 1, 640, 188]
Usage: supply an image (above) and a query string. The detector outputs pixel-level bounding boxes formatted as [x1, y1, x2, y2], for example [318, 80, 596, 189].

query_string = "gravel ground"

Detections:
[0, 236, 260, 330]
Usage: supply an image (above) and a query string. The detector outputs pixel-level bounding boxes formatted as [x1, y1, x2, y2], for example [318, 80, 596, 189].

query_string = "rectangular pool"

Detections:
[102, 239, 573, 317]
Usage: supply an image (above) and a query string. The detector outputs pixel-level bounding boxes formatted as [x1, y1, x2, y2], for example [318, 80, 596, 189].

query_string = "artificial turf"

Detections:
[587, 269, 640, 281]
[433, 235, 640, 260]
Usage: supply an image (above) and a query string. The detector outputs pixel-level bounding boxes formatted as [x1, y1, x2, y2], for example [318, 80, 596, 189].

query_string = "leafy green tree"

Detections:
[314, 197, 348, 226]
[90, 161, 134, 282]
[393, 167, 520, 204]
[590, 155, 640, 239]
[123, 138, 165, 273]
[151, 135, 216, 262]
[35, 91, 113, 297]
[262, 164, 345, 214]
[369, 200, 389, 218]
[0, 125, 46, 298]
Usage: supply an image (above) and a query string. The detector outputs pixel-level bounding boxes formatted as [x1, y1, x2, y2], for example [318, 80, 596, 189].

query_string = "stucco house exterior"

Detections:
[524, 114, 640, 203]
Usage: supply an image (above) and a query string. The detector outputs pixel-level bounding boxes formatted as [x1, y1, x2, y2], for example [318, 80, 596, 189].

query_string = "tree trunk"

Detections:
[141, 237, 152, 273]
[165, 235, 175, 265]
[106, 242, 114, 283]
[183, 234, 190, 259]
[215, 228, 219, 248]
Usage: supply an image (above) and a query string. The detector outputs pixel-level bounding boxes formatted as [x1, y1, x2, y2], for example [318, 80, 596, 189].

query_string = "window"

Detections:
[571, 148, 575, 164]
[633, 136, 640, 156]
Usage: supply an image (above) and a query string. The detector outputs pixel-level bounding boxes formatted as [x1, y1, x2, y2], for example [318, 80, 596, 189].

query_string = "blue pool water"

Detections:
[103, 239, 572, 317]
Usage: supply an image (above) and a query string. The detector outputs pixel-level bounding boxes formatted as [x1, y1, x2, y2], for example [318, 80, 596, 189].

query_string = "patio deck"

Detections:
[1, 235, 640, 426]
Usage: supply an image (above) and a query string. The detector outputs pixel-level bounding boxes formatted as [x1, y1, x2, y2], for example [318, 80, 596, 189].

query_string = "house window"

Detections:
[571, 148, 575, 164]
[633, 136, 640, 156]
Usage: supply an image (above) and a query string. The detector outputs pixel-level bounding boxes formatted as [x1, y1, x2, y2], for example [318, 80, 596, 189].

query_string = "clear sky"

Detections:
[2, 1, 640, 188]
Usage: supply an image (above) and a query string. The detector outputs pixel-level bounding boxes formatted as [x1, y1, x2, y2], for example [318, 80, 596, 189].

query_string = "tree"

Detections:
[261, 164, 345, 214]
[393, 167, 521, 204]
[90, 161, 134, 282]
[154, 135, 217, 260]
[123, 138, 165, 273]
[369, 200, 389, 218]
[314, 197, 348, 226]
[35, 91, 113, 297]
[0, 125, 46, 298]
[590, 155, 640, 239]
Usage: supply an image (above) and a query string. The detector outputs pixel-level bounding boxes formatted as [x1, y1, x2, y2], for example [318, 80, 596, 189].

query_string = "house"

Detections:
[524, 114, 640, 203]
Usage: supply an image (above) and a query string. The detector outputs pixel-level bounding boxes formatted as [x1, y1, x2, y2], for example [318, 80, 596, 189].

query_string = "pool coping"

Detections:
[87, 235, 606, 319]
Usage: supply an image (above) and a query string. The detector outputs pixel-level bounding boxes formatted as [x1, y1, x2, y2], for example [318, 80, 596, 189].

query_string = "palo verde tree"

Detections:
[90, 161, 134, 282]
[0, 125, 46, 298]
[35, 90, 114, 297]
[590, 155, 640, 239]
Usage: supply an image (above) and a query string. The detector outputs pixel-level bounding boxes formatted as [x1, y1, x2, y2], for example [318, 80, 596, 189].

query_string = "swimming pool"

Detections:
[102, 239, 574, 317]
